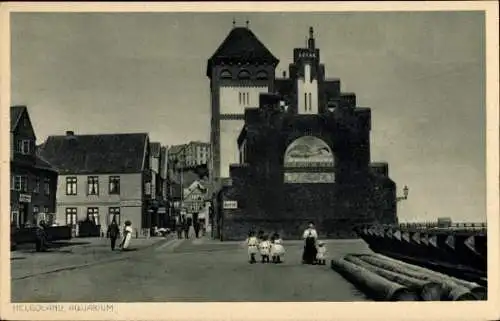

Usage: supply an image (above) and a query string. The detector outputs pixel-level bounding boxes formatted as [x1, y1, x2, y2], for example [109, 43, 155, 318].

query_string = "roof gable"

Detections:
[207, 27, 279, 76]
[10, 106, 25, 132]
[38, 133, 148, 174]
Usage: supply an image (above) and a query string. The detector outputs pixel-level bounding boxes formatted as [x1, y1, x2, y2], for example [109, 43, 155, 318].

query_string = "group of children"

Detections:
[245, 229, 328, 265]
[246, 231, 285, 264]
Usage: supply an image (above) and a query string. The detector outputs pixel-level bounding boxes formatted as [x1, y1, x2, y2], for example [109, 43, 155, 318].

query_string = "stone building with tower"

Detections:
[207, 24, 398, 240]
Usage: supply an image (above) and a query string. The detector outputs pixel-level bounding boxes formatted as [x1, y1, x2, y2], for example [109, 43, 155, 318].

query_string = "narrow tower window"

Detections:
[304, 93, 308, 111]
[239, 92, 242, 105]
[308, 93, 312, 111]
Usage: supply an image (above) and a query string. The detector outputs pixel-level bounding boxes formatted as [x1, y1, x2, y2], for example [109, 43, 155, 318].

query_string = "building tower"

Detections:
[206, 23, 279, 185]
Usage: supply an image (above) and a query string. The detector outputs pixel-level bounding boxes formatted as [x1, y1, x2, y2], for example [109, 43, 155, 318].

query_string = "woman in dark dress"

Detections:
[302, 222, 318, 264]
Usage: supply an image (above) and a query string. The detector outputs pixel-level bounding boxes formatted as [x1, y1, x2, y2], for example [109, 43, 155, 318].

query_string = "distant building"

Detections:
[167, 141, 210, 169]
[10, 106, 58, 227]
[38, 131, 154, 235]
[183, 180, 209, 216]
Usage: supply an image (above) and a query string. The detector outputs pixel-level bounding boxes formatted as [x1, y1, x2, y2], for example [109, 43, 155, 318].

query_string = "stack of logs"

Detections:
[354, 224, 486, 285]
[331, 253, 487, 301]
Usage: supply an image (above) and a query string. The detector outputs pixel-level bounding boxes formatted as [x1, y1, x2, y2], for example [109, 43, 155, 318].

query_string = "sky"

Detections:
[10, 11, 486, 222]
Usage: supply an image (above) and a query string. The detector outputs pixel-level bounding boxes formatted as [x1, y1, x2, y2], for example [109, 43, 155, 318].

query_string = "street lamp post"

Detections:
[396, 185, 409, 203]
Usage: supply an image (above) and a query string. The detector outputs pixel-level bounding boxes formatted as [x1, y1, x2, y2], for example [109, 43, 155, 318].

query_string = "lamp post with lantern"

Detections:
[396, 185, 409, 202]
[394, 185, 409, 225]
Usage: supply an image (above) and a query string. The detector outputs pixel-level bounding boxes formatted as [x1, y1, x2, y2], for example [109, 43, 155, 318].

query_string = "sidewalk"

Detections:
[11, 236, 171, 280]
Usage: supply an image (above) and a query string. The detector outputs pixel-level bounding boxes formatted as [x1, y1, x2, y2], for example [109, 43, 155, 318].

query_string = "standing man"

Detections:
[35, 220, 48, 252]
[194, 219, 201, 238]
[107, 219, 120, 251]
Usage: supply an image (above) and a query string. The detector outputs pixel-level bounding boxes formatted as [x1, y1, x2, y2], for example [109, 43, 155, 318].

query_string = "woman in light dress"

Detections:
[270, 232, 285, 263]
[120, 220, 133, 251]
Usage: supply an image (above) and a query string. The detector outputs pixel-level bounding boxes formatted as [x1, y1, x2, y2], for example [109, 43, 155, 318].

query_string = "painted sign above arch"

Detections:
[283, 136, 335, 183]
[284, 136, 335, 168]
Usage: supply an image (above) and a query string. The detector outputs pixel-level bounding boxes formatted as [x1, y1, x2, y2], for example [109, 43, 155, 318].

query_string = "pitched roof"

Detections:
[10, 106, 26, 132]
[38, 133, 148, 175]
[150, 142, 161, 157]
[34, 155, 58, 173]
[207, 27, 279, 76]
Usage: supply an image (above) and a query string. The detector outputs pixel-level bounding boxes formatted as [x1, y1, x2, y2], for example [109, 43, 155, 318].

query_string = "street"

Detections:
[12, 237, 373, 302]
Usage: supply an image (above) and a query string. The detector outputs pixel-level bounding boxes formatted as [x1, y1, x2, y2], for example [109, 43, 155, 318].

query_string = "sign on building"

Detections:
[223, 200, 238, 209]
[120, 200, 142, 207]
[19, 194, 31, 203]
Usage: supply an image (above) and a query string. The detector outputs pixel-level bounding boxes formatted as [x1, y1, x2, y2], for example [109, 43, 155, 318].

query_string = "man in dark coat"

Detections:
[107, 220, 120, 251]
[194, 220, 201, 238]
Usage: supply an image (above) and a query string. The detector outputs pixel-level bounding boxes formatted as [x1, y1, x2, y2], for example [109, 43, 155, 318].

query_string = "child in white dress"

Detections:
[246, 231, 259, 264]
[270, 233, 285, 263]
[316, 241, 327, 265]
[259, 235, 271, 263]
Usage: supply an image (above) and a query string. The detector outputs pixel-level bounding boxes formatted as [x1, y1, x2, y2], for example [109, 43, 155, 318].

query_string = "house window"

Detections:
[17, 140, 31, 154]
[109, 207, 121, 225]
[44, 206, 53, 226]
[87, 207, 100, 225]
[65, 208, 77, 226]
[44, 178, 50, 195]
[87, 176, 99, 195]
[109, 176, 120, 194]
[238, 70, 251, 80]
[66, 177, 77, 195]
[14, 175, 28, 192]
[33, 205, 39, 224]
[145, 182, 152, 195]
[34, 177, 40, 194]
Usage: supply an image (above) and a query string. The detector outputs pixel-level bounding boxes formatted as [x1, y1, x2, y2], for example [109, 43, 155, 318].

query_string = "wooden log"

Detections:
[330, 257, 419, 301]
[344, 255, 442, 301]
[355, 254, 477, 301]
[370, 253, 487, 300]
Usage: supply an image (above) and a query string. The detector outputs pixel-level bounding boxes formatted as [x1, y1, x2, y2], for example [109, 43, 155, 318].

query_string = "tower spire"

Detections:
[308, 26, 315, 50]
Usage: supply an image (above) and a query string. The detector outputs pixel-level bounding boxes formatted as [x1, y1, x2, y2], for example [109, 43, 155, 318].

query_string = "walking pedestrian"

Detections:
[194, 220, 201, 238]
[120, 220, 133, 251]
[35, 220, 48, 252]
[107, 219, 120, 251]
[184, 216, 191, 239]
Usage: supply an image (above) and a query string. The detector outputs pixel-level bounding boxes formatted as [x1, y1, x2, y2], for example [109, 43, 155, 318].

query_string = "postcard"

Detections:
[1, 2, 498, 321]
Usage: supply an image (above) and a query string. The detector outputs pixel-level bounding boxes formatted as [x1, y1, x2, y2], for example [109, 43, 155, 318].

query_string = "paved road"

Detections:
[11, 237, 373, 302]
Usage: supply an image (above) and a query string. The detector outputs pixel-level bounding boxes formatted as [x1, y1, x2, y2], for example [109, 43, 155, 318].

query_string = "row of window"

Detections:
[66, 176, 120, 196]
[220, 69, 269, 80]
[65, 207, 121, 226]
[11, 175, 51, 195]
[239, 92, 250, 105]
